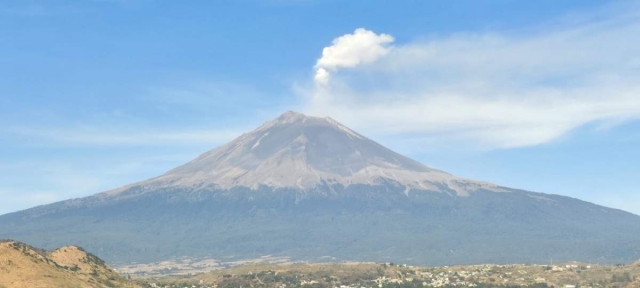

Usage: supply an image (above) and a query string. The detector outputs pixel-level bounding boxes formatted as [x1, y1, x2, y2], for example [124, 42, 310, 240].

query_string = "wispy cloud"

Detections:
[7, 126, 241, 147]
[301, 5, 640, 149]
[0, 190, 61, 212]
[149, 81, 280, 113]
[1, 79, 295, 148]
[0, 153, 198, 215]
[0, 162, 103, 214]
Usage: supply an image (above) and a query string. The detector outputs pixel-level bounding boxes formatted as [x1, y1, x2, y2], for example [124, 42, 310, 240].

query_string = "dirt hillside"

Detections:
[0, 240, 138, 288]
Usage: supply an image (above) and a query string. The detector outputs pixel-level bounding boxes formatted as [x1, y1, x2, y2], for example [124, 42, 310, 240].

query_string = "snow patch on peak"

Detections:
[252, 132, 269, 150]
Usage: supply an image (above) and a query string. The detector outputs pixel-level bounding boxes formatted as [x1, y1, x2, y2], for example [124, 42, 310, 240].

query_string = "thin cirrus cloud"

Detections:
[8, 127, 241, 147]
[0, 156, 191, 214]
[0, 190, 60, 212]
[302, 7, 640, 149]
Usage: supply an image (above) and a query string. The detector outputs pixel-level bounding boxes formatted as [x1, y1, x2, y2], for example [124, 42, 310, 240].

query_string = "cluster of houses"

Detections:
[145, 262, 607, 288]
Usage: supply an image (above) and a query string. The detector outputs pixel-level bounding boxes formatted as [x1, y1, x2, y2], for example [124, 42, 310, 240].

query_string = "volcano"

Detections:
[1, 111, 639, 265]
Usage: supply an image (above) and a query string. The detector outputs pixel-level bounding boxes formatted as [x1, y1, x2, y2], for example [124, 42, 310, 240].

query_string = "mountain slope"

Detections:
[1, 111, 640, 266]
[102, 111, 503, 198]
[0, 240, 137, 288]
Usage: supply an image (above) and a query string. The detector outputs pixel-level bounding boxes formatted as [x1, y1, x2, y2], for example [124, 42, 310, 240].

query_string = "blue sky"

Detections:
[2, 0, 640, 215]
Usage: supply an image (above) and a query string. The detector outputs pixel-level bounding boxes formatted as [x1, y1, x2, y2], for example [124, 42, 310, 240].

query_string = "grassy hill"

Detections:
[0, 240, 138, 288]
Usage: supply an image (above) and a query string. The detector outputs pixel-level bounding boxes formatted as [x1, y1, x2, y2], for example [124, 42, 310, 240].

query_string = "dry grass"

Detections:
[0, 240, 139, 288]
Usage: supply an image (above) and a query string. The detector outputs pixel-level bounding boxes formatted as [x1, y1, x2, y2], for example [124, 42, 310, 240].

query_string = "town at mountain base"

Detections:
[1, 112, 640, 266]
[148, 261, 640, 288]
[3, 239, 640, 288]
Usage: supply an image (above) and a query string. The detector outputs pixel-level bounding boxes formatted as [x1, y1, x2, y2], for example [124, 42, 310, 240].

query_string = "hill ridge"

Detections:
[0, 240, 137, 288]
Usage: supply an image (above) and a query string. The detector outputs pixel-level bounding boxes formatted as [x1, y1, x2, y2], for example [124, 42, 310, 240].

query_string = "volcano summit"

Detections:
[106, 111, 502, 197]
[1, 112, 639, 265]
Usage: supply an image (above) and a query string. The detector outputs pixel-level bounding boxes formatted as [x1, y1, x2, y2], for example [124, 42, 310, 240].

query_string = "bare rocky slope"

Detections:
[1, 112, 640, 266]
[102, 111, 503, 197]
